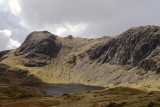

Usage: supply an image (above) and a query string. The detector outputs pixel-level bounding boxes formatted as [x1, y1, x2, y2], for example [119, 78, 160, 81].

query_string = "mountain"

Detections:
[0, 25, 160, 89]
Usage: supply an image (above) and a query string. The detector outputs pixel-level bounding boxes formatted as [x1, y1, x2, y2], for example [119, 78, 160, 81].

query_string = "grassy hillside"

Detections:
[0, 63, 43, 85]
[1, 87, 160, 107]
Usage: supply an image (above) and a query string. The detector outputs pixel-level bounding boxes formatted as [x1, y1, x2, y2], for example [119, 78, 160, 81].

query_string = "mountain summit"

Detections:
[15, 31, 61, 67]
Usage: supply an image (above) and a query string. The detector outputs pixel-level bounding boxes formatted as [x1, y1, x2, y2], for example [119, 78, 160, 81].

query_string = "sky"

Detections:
[0, 0, 160, 51]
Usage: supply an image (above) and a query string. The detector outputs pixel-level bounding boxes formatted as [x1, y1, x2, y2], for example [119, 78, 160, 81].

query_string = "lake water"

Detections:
[29, 84, 105, 96]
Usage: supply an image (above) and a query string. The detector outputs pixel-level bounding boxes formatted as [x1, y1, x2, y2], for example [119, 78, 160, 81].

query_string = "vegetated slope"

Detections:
[1, 86, 160, 107]
[0, 63, 46, 100]
[0, 25, 160, 89]
[0, 63, 42, 85]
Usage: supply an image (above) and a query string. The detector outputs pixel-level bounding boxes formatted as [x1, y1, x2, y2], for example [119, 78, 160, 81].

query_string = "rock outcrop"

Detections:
[88, 26, 160, 72]
[65, 35, 73, 40]
[0, 50, 10, 61]
[15, 31, 62, 67]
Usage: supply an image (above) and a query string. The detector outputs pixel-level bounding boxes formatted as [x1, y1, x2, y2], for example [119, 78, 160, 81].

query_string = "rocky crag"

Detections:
[88, 26, 160, 72]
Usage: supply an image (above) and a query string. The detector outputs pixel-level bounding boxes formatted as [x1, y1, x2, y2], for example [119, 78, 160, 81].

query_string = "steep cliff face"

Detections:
[140, 46, 160, 73]
[15, 31, 62, 67]
[88, 26, 160, 72]
[16, 31, 61, 57]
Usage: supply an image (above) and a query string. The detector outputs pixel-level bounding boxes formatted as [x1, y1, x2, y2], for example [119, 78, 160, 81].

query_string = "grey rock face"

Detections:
[0, 50, 10, 60]
[15, 31, 62, 67]
[88, 26, 160, 72]
[65, 35, 73, 40]
[16, 31, 61, 57]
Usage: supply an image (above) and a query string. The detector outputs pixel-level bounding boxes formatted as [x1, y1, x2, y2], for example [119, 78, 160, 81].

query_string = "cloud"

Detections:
[0, 0, 4, 5]
[7, 38, 21, 49]
[0, 29, 21, 51]
[8, 0, 21, 16]
[0, 0, 160, 51]
[51, 23, 88, 36]
[17, 0, 160, 38]
[2, 29, 12, 36]
[0, 0, 28, 42]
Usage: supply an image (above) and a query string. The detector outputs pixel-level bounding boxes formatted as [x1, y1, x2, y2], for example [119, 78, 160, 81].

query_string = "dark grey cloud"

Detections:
[18, 0, 160, 37]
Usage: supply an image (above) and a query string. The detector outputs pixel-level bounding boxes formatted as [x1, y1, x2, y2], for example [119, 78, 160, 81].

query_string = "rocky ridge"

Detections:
[88, 26, 160, 72]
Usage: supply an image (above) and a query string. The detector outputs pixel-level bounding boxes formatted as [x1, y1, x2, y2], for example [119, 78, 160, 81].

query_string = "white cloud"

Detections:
[0, 29, 12, 37]
[9, 0, 21, 15]
[0, 0, 4, 4]
[53, 23, 88, 36]
[0, 0, 21, 15]
[66, 23, 88, 35]
[0, 29, 21, 51]
[54, 27, 67, 36]
[7, 38, 21, 49]
[19, 19, 88, 37]
[2, 29, 12, 36]
[0, 0, 9, 12]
